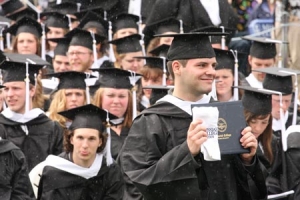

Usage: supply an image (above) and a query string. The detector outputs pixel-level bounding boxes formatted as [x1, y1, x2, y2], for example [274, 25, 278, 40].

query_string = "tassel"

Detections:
[90, 31, 98, 67]
[220, 26, 226, 50]
[25, 62, 30, 113]
[108, 21, 116, 62]
[104, 11, 107, 21]
[179, 19, 184, 33]
[161, 57, 167, 86]
[41, 24, 46, 61]
[0, 28, 4, 51]
[230, 50, 239, 101]
[128, 70, 141, 120]
[66, 15, 72, 31]
[85, 74, 91, 104]
[104, 109, 113, 166]
[6, 32, 11, 50]
[76, 3, 81, 12]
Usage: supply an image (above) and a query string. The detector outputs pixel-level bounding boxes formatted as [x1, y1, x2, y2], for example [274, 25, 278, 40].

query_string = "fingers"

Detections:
[241, 126, 252, 136]
[188, 120, 203, 133]
[240, 132, 257, 148]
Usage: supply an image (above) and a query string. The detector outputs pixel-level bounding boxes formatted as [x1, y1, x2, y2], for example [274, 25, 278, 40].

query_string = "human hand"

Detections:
[239, 126, 258, 164]
[187, 120, 208, 156]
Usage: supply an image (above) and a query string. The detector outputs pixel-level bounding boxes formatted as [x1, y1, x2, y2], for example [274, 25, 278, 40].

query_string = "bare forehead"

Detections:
[68, 46, 91, 52]
[187, 57, 217, 64]
[3, 81, 25, 87]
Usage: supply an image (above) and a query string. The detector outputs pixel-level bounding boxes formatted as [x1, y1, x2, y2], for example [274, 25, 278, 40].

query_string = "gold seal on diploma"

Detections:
[218, 118, 227, 132]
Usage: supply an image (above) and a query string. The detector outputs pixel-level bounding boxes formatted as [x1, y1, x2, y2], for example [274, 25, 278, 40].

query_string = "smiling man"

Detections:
[119, 33, 267, 200]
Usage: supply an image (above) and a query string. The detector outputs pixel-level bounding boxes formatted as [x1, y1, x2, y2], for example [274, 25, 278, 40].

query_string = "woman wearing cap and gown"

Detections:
[47, 71, 90, 131]
[111, 13, 139, 39]
[36, 104, 124, 200]
[110, 34, 144, 72]
[93, 68, 134, 160]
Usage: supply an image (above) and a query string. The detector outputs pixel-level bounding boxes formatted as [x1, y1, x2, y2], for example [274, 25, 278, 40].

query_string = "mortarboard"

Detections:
[5, 16, 47, 38]
[143, 85, 173, 106]
[0, 0, 24, 16]
[6, 7, 38, 21]
[91, 67, 141, 89]
[134, 56, 165, 70]
[110, 13, 139, 34]
[109, 34, 142, 54]
[156, 33, 224, 61]
[214, 49, 246, 71]
[242, 36, 281, 59]
[0, 60, 44, 85]
[237, 85, 273, 116]
[144, 17, 181, 36]
[149, 44, 170, 57]
[1, 52, 50, 66]
[49, 2, 81, 15]
[77, 11, 108, 38]
[58, 103, 117, 132]
[253, 67, 299, 95]
[191, 26, 235, 47]
[41, 11, 69, 29]
[47, 37, 70, 56]
[65, 28, 106, 50]
[45, 71, 88, 90]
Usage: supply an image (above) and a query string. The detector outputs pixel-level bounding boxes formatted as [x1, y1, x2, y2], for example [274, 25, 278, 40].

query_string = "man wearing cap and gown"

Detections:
[242, 36, 279, 88]
[34, 104, 124, 200]
[0, 60, 63, 171]
[118, 33, 267, 200]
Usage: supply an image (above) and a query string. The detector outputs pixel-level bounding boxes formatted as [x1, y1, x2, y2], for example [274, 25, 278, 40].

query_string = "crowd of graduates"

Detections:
[0, 0, 299, 200]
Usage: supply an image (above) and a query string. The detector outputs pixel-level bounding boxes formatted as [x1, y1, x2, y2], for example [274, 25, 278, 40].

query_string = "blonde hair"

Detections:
[48, 89, 87, 128]
[93, 87, 133, 128]
[32, 78, 46, 110]
[146, 37, 161, 56]
[12, 34, 42, 56]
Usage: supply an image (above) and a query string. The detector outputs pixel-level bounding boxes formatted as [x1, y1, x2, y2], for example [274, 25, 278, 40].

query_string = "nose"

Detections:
[112, 97, 120, 104]
[82, 139, 88, 148]
[282, 102, 289, 112]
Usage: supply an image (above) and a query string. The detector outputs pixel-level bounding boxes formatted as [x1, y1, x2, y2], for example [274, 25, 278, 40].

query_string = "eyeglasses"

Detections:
[66, 51, 92, 57]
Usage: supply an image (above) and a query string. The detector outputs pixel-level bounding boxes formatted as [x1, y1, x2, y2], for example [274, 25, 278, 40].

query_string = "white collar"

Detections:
[140, 95, 150, 108]
[246, 73, 263, 88]
[2, 108, 44, 123]
[45, 153, 103, 179]
[157, 94, 211, 115]
[272, 111, 289, 131]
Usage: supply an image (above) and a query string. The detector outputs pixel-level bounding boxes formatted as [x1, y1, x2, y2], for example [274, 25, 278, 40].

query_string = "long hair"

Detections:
[12, 34, 42, 56]
[32, 78, 46, 110]
[146, 37, 160, 56]
[64, 129, 107, 153]
[244, 109, 274, 164]
[92, 87, 133, 128]
[48, 89, 87, 128]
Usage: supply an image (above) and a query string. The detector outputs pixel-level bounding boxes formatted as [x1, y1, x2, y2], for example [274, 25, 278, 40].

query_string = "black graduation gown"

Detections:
[146, 0, 238, 32]
[0, 139, 34, 200]
[273, 113, 300, 138]
[111, 127, 129, 160]
[119, 101, 268, 200]
[0, 114, 63, 171]
[37, 152, 124, 200]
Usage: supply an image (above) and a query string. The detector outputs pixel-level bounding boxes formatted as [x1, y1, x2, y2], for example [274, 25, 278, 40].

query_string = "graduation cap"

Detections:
[49, 2, 81, 15]
[156, 33, 224, 61]
[45, 71, 88, 90]
[134, 56, 165, 70]
[65, 28, 106, 50]
[109, 34, 142, 54]
[144, 17, 182, 36]
[149, 44, 170, 57]
[91, 67, 141, 89]
[237, 85, 273, 116]
[191, 26, 235, 47]
[0, 60, 44, 85]
[143, 85, 173, 106]
[77, 11, 108, 38]
[5, 16, 46, 38]
[110, 13, 139, 34]
[6, 7, 38, 21]
[0, 0, 24, 16]
[1, 52, 50, 66]
[41, 11, 69, 29]
[47, 37, 70, 57]
[242, 36, 281, 59]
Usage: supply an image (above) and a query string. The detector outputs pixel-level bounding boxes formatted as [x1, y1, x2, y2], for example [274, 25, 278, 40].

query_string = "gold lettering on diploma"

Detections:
[218, 133, 232, 140]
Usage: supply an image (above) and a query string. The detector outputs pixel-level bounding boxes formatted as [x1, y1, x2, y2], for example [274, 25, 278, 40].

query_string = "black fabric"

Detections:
[45, 71, 87, 90]
[0, 113, 63, 171]
[144, 17, 180, 36]
[149, 44, 170, 57]
[111, 13, 139, 34]
[263, 74, 293, 95]
[37, 152, 124, 200]
[119, 101, 268, 200]
[6, 7, 37, 21]
[214, 49, 235, 71]
[48, 37, 70, 56]
[42, 12, 69, 29]
[1, 0, 24, 15]
[242, 36, 277, 59]
[134, 56, 165, 70]
[0, 140, 34, 200]
[110, 127, 129, 160]
[78, 11, 108, 38]
[109, 34, 142, 54]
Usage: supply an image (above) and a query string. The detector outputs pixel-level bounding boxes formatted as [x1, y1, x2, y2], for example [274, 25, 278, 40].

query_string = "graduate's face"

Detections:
[114, 28, 138, 39]
[47, 27, 66, 50]
[101, 88, 129, 118]
[3, 82, 35, 114]
[215, 69, 234, 99]
[120, 52, 144, 73]
[68, 46, 93, 72]
[248, 56, 275, 82]
[17, 33, 38, 55]
[271, 94, 292, 120]
[53, 55, 71, 72]
[248, 114, 270, 138]
[141, 70, 163, 99]
[71, 128, 102, 167]
[65, 89, 86, 110]
[175, 58, 217, 96]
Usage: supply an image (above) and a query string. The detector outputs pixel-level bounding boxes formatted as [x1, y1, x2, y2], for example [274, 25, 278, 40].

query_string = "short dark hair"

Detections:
[167, 59, 188, 80]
